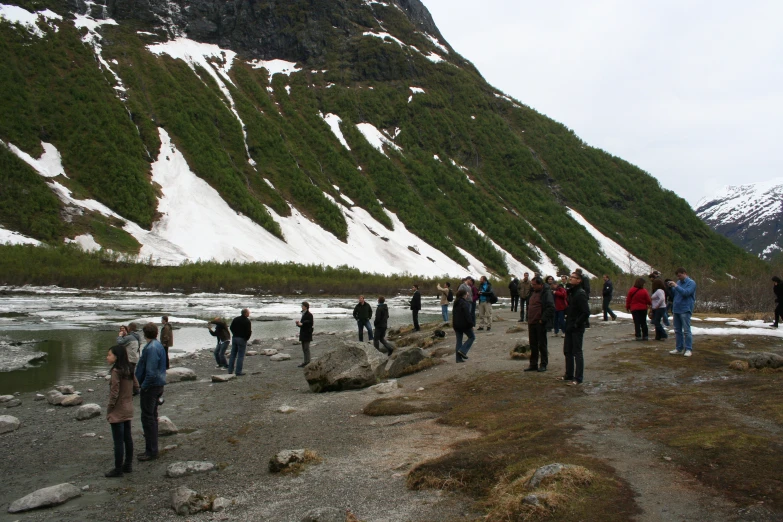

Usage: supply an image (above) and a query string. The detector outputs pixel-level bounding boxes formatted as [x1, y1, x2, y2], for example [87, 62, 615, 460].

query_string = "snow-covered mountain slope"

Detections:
[695, 179, 783, 259]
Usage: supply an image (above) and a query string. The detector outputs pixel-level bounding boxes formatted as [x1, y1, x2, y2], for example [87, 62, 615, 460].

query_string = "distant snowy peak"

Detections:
[696, 179, 783, 259]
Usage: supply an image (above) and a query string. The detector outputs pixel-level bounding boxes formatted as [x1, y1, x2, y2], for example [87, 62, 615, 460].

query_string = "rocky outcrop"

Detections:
[304, 341, 386, 392]
[7, 483, 82, 513]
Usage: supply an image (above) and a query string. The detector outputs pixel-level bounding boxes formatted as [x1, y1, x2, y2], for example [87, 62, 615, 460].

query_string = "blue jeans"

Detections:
[455, 328, 475, 358]
[673, 312, 692, 352]
[652, 308, 668, 340]
[441, 304, 449, 321]
[554, 310, 566, 334]
[214, 339, 229, 367]
[228, 337, 247, 374]
[357, 319, 373, 341]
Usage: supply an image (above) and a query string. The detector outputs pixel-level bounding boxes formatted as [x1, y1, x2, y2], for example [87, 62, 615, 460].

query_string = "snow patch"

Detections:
[65, 234, 101, 252]
[248, 58, 300, 77]
[319, 113, 351, 151]
[424, 52, 444, 64]
[0, 4, 61, 38]
[263, 178, 275, 190]
[408, 86, 425, 103]
[494, 93, 522, 108]
[469, 224, 533, 276]
[356, 123, 402, 157]
[0, 225, 41, 246]
[4, 141, 66, 178]
[422, 33, 449, 54]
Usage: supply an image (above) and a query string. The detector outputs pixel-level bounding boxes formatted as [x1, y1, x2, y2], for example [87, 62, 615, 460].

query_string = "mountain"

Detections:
[696, 179, 783, 260]
[0, 0, 750, 278]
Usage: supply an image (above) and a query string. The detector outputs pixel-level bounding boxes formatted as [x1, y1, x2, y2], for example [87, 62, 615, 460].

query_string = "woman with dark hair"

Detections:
[105, 344, 139, 477]
[452, 288, 475, 362]
[651, 278, 669, 340]
[772, 276, 783, 328]
[626, 277, 652, 341]
[296, 302, 314, 367]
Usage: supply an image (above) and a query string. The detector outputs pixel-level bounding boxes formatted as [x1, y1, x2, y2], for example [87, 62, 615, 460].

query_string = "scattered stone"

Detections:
[246, 351, 258, 356]
[0, 415, 21, 434]
[523, 494, 540, 506]
[211, 374, 235, 383]
[170, 485, 210, 516]
[386, 348, 426, 378]
[55, 385, 75, 395]
[300, 506, 346, 522]
[60, 394, 83, 407]
[158, 416, 179, 436]
[104, 375, 111, 381]
[251, 339, 264, 345]
[81, 433, 96, 438]
[269, 449, 305, 472]
[164, 444, 178, 451]
[270, 353, 291, 361]
[416, 387, 425, 392]
[304, 341, 387, 393]
[277, 405, 296, 414]
[166, 367, 198, 383]
[4, 399, 21, 408]
[0, 395, 14, 403]
[46, 390, 65, 405]
[663, 456, 672, 461]
[166, 461, 216, 478]
[746, 353, 783, 369]
[729, 360, 749, 372]
[34, 394, 45, 401]
[211, 497, 231, 512]
[370, 380, 399, 394]
[527, 463, 576, 489]
[7, 483, 82, 513]
[262, 348, 278, 356]
[81, 485, 90, 492]
[506, 325, 525, 334]
[75, 403, 102, 421]
[510, 343, 530, 359]
[87, 388, 94, 392]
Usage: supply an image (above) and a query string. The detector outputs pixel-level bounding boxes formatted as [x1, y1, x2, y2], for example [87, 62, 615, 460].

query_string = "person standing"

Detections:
[650, 279, 669, 341]
[469, 278, 479, 325]
[508, 275, 520, 313]
[518, 273, 532, 322]
[296, 302, 314, 367]
[116, 323, 141, 375]
[668, 268, 697, 356]
[562, 272, 590, 386]
[373, 296, 395, 356]
[160, 316, 173, 370]
[525, 276, 554, 373]
[626, 278, 652, 341]
[135, 323, 166, 461]
[228, 308, 252, 375]
[576, 269, 591, 328]
[552, 282, 568, 336]
[452, 289, 475, 362]
[353, 296, 374, 342]
[437, 282, 451, 321]
[771, 276, 783, 327]
[410, 285, 422, 331]
[104, 344, 139, 477]
[477, 276, 493, 331]
[208, 317, 231, 369]
[602, 275, 617, 321]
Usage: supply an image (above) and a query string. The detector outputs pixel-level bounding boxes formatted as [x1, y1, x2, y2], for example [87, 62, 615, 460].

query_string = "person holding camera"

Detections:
[668, 268, 697, 357]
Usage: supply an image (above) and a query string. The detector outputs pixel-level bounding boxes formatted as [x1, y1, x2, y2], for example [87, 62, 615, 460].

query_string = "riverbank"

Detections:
[1, 310, 783, 521]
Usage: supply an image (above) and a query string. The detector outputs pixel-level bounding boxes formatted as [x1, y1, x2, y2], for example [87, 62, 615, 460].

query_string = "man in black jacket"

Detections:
[602, 275, 617, 321]
[525, 276, 555, 373]
[563, 274, 590, 385]
[208, 317, 231, 369]
[410, 285, 422, 331]
[373, 296, 395, 355]
[228, 308, 252, 376]
[772, 276, 783, 328]
[508, 275, 520, 312]
[296, 302, 314, 367]
[353, 296, 374, 342]
[452, 289, 475, 362]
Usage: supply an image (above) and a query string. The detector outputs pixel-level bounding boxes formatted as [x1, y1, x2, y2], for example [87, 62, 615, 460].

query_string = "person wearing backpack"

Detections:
[477, 276, 494, 331]
[437, 282, 452, 321]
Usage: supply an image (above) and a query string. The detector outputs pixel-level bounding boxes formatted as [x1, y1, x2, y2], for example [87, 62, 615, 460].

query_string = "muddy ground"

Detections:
[1, 309, 782, 521]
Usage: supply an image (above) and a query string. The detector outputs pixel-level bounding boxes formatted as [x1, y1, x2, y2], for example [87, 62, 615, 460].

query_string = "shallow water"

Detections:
[0, 286, 445, 394]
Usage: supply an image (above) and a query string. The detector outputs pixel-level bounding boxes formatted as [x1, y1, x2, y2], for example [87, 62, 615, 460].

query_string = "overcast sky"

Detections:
[421, 0, 783, 207]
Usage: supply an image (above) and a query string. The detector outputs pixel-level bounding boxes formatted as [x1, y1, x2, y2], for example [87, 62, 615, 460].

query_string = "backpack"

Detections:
[447, 289, 454, 302]
[489, 292, 498, 305]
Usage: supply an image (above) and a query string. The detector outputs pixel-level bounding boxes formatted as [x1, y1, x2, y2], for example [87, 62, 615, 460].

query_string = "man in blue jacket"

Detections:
[135, 322, 167, 461]
[668, 267, 697, 357]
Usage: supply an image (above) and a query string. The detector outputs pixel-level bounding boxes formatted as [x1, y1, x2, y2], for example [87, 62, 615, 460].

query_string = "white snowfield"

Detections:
[247, 58, 300, 77]
[0, 3, 60, 38]
[319, 113, 351, 150]
[65, 234, 100, 252]
[469, 224, 533, 276]
[566, 207, 652, 275]
[5, 141, 65, 178]
[0, 225, 40, 246]
[356, 122, 402, 157]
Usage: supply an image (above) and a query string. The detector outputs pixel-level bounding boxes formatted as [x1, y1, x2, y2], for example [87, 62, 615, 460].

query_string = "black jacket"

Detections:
[298, 311, 313, 343]
[775, 283, 783, 303]
[452, 297, 474, 331]
[602, 279, 613, 298]
[374, 303, 389, 328]
[539, 286, 556, 328]
[209, 320, 231, 342]
[230, 315, 252, 341]
[581, 276, 591, 296]
[565, 287, 590, 331]
[508, 278, 519, 297]
[353, 302, 373, 321]
[410, 291, 421, 311]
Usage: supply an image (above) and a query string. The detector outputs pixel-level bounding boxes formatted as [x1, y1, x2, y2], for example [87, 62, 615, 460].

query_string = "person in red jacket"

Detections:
[626, 277, 652, 341]
[552, 283, 568, 336]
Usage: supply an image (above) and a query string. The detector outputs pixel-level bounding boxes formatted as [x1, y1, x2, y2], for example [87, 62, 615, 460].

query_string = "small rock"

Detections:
[270, 353, 291, 361]
[75, 403, 102, 421]
[262, 348, 278, 356]
[166, 367, 198, 383]
[300, 506, 346, 522]
[104, 375, 111, 381]
[370, 380, 399, 394]
[166, 461, 216, 478]
[0, 395, 14, 403]
[0, 415, 21, 434]
[7, 483, 82, 513]
[277, 405, 295, 414]
[81, 433, 97, 438]
[87, 388, 94, 392]
[81, 485, 90, 492]
[170, 485, 210, 516]
[527, 463, 575, 489]
[269, 449, 305, 472]
[164, 444, 178, 451]
[416, 387, 425, 392]
[523, 494, 540, 506]
[663, 456, 672, 461]
[34, 394, 45, 401]
[246, 351, 258, 356]
[4, 399, 21, 408]
[211, 374, 235, 382]
[158, 416, 179, 436]
[211, 497, 230, 512]
[746, 352, 783, 369]
[506, 325, 525, 334]
[251, 339, 263, 345]
[60, 394, 83, 407]
[46, 390, 65, 405]
[729, 360, 749, 372]
[55, 385, 76, 395]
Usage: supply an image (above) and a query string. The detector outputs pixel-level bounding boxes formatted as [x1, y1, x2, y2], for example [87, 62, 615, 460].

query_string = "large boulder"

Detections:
[7, 483, 82, 513]
[60, 394, 83, 407]
[166, 367, 197, 383]
[75, 403, 101, 421]
[166, 461, 215, 478]
[158, 416, 179, 436]
[46, 390, 65, 405]
[0, 415, 21, 434]
[386, 348, 425, 378]
[746, 353, 783, 369]
[303, 341, 386, 392]
[0, 395, 15, 403]
[170, 485, 210, 516]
